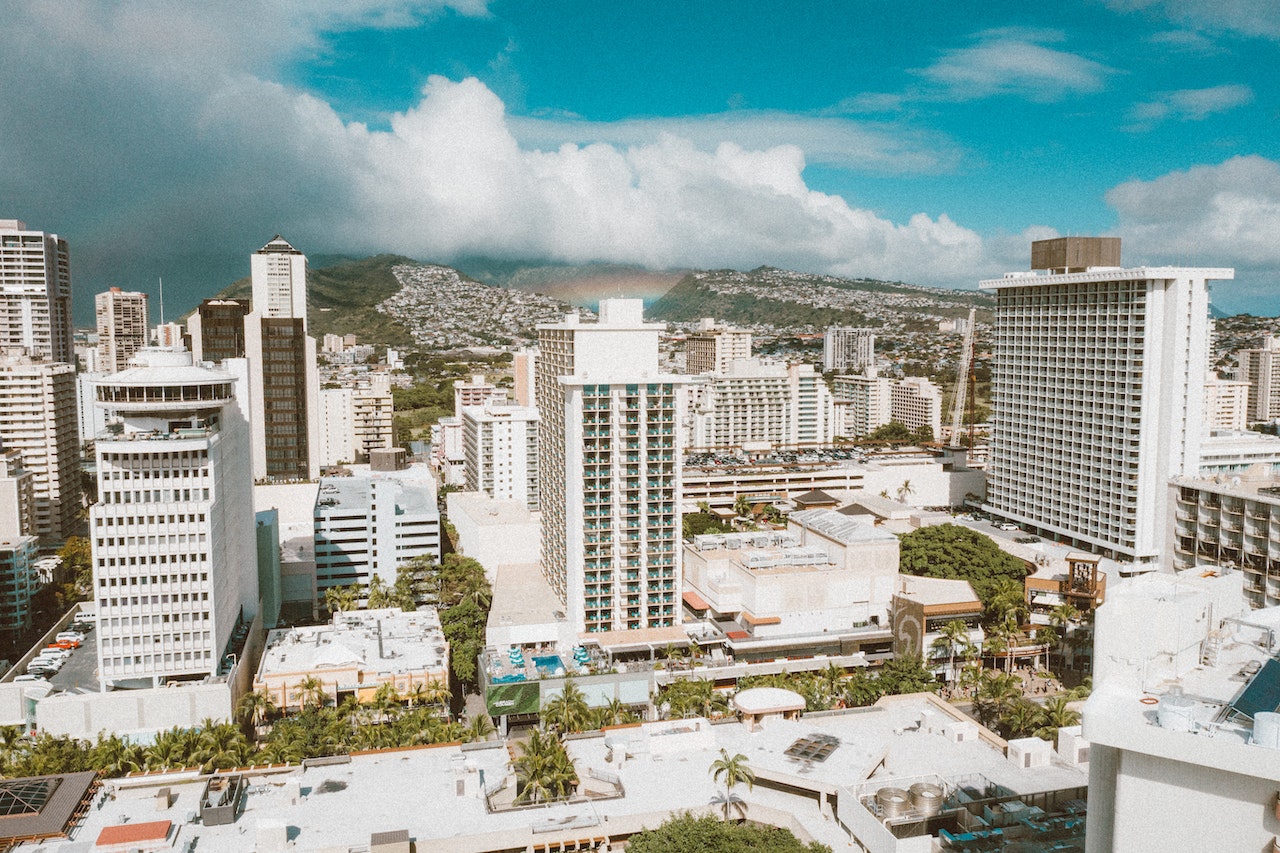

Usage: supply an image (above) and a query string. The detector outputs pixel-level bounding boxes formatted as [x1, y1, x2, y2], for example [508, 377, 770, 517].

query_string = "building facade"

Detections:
[1171, 473, 1280, 608]
[1203, 372, 1250, 431]
[833, 368, 892, 438]
[0, 535, 36, 639]
[982, 237, 1233, 565]
[1239, 333, 1280, 423]
[685, 318, 752, 375]
[0, 352, 79, 541]
[462, 401, 539, 510]
[90, 348, 257, 688]
[536, 300, 685, 634]
[889, 376, 943, 440]
[313, 471, 441, 594]
[822, 326, 875, 373]
[187, 298, 249, 364]
[95, 288, 149, 373]
[0, 446, 35, 539]
[0, 220, 73, 363]
[689, 358, 833, 451]
[318, 385, 394, 466]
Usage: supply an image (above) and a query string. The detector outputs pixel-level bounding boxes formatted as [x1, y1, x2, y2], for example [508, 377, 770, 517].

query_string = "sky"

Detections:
[2, 0, 1278, 322]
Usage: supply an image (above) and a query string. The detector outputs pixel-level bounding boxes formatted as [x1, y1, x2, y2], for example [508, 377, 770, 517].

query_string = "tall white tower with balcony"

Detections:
[90, 347, 257, 689]
[982, 237, 1233, 566]
[536, 300, 687, 635]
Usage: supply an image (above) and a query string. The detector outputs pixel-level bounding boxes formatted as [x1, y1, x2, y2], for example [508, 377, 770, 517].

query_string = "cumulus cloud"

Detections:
[0, 0, 1006, 301]
[1105, 155, 1280, 269]
[1128, 84, 1253, 127]
[913, 30, 1112, 101]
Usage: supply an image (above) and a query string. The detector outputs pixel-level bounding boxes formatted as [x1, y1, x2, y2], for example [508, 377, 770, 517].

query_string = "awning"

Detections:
[682, 590, 710, 610]
[741, 612, 781, 626]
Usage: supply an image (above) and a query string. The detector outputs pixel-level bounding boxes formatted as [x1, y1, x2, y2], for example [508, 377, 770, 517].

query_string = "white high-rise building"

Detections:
[689, 358, 834, 451]
[462, 400, 539, 510]
[0, 352, 79, 541]
[685, 318, 752, 375]
[890, 376, 943, 440]
[1239, 334, 1280, 423]
[823, 327, 875, 373]
[0, 220, 73, 363]
[318, 385, 394, 466]
[1203, 371, 1249, 431]
[0, 445, 35, 540]
[454, 374, 505, 416]
[244, 236, 320, 481]
[833, 368, 892, 438]
[536, 300, 686, 634]
[982, 237, 1233, 564]
[313, 469, 441, 594]
[95, 287, 149, 373]
[90, 348, 257, 688]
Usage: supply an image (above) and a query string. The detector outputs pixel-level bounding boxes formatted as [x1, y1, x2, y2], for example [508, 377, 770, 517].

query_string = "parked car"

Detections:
[998, 522, 1020, 531]
[49, 640, 80, 650]
[55, 631, 85, 643]
[13, 674, 47, 682]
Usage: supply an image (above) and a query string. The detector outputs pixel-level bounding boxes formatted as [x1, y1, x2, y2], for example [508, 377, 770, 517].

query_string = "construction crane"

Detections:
[949, 308, 977, 448]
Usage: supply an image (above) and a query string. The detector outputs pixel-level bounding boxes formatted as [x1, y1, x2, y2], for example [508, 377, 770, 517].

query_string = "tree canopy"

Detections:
[897, 524, 1030, 610]
[624, 813, 831, 853]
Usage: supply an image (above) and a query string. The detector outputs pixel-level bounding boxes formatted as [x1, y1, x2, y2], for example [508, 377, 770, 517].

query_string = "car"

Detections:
[40, 648, 71, 659]
[14, 674, 48, 682]
[998, 522, 1020, 531]
[56, 631, 85, 642]
[49, 640, 80, 650]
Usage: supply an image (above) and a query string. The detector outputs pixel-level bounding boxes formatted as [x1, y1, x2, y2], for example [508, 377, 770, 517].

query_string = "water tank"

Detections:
[908, 782, 944, 816]
[876, 787, 911, 819]
[1254, 711, 1280, 749]
[1156, 686, 1195, 733]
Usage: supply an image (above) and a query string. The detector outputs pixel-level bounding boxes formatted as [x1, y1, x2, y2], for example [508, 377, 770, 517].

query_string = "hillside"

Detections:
[214, 254, 420, 348]
[451, 259, 684, 308]
[647, 267, 993, 331]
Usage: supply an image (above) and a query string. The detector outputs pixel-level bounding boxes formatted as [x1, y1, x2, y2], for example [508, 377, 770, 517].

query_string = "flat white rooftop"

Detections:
[40, 694, 1086, 853]
[257, 608, 448, 682]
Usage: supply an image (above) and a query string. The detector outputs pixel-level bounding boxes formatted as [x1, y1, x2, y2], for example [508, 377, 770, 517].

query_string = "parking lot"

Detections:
[20, 626, 100, 693]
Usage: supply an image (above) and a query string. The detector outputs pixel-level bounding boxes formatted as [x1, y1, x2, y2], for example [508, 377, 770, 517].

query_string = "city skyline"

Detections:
[1, 1, 1277, 320]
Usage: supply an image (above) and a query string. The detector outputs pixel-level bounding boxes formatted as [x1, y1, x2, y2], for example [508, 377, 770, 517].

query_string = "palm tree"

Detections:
[514, 729, 577, 804]
[366, 574, 392, 609]
[293, 676, 330, 712]
[733, 494, 753, 518]
[1041, 695, 1080, 730]
[237, 690, 277, 735]
[1002, 699, 1045, 739]
[542, 679, 592, 734]
[371, 683, 402, 724]
[931, 620, 972, 685]
[324, 585, 358, 614]
[896, 480, 915, 504]
[464, 713, 496, 743]
[90, 734, 143, 777]
[194, 720, 252, 772]
[709, 749, 755, 820]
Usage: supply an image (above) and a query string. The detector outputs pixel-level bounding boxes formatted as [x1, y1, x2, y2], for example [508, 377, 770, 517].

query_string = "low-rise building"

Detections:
[891, 575, 984, 682]
[253, 607, 449, 710]
[1084, 569, 1280, 853]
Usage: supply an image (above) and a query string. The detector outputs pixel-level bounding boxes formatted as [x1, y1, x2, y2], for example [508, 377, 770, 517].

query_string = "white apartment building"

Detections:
[76, 372, 109, 448]
[95, 287, 149, 373]
[0, 446, 35, 539]
[1171, 471, 1280, 608]
[889, 376, 943, 439]
[313, 469, 441, 594]
[0, 351, 79, 541]
[685, 318, 752, 375]
[1204, 371, 1250, 430]
[318, 385, 394, 466]
[431, 416, 467, 485]
[1239, 333, 1280, 423]
[833, 368, 892, 438]
[536, 300, 686, 634]
[689, 358, 833, 451]
[454, 373, 506, 416]
[153, 322, 183, 348]
[462, 401, 539, 510]
[90, 348, 258, 688]
[250, 234, 307, 320]
[981, 237, 1233, 565]
[0, 219, 73, 363]
[822, 326, 875, 373]
[1197, 428, 1280, 475]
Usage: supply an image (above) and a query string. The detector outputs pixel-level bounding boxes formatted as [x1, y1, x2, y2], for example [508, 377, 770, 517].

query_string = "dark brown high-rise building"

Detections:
[188, 298, 249, 363]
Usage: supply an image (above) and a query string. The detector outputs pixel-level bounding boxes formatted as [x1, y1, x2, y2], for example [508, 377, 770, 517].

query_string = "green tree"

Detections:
[930, 620, 972, 684]
[542, 678, 592, 734]
[709, 748, 755, 820]
[56, 536, 94, 602]
[864, 420, 914, 444]
[875, 653, 938, 696]
[439, 598, 486, 686]
[895, 480, 915, 503]
[293, 675, 330, 712]
[513, 729, 577, 804]
[624, 813, 831, 853]
[324, 584, 360, 614]
[366, 574, 392, 609]
[733, 494, 753, 517]
[897, 524, 1031, 610]
[237, 690, 277, 734]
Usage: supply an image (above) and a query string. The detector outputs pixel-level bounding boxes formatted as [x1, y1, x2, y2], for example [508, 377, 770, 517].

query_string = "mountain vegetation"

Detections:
[214, 253, 420, 347]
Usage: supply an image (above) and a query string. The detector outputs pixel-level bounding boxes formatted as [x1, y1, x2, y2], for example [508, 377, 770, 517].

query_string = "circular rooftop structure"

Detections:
[733, 687, 805, 716]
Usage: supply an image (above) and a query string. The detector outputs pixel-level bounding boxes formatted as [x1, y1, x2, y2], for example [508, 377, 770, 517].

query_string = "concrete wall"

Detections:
[36, 681, 233, 742]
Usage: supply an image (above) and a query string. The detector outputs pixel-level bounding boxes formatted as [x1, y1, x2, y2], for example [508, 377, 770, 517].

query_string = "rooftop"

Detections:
[38, 695, 1086, 853]
[790, 508, 899, 545]
[256, 609, 448, 684]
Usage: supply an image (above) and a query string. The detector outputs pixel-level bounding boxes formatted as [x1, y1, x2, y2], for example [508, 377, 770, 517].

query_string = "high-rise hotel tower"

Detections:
[0, 220, 72, 363]
[536, 300, 686, 634]
[90, 348, 257, 688]
[982, 237, 1233, 566]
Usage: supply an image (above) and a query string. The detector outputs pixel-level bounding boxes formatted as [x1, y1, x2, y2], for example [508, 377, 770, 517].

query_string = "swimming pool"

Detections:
[533, 654, 566, 677]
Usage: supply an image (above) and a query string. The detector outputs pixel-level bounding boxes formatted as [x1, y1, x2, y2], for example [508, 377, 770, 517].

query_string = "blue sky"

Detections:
[1, 0, 1277, 319]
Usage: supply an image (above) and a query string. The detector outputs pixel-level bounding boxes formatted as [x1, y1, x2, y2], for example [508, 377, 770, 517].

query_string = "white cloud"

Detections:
[1105, 155, 1280, 268]
[1128, 84, 1253, 126]
[1104, 0, 1280, 39]
[914, 31, 1111, 101]
[0, 1, 1005, 295]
